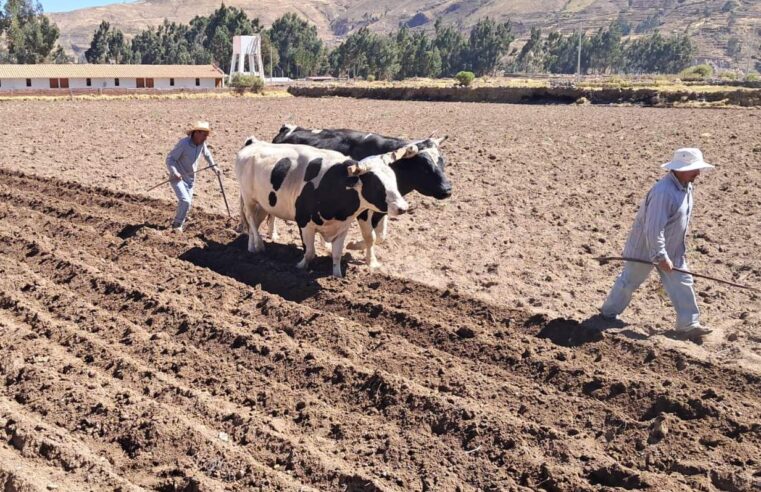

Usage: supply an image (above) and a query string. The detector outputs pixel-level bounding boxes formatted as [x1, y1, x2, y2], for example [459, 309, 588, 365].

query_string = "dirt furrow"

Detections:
[0, 392, 141, 491]
[0, 205, 574, 490]
[0, 289, 321, 491]
[2, 178, 758, 436]
[0, 170, 759, 490]
[0, 254, 414, 491]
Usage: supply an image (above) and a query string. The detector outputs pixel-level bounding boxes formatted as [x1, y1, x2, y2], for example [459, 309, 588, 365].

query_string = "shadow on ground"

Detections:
[179, 234, 360, 302]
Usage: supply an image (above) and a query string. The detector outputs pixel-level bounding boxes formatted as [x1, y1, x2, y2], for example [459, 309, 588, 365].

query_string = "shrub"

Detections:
[366, 74, 376, 82]
[678, 64, 713, 81]
[746, 72, 760, 82]
[230, 73, 264, 93]
[455, 71, 475, 87]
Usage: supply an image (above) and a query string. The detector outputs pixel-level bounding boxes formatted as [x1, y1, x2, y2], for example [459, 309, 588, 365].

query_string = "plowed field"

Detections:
[1, 98, 759, 491]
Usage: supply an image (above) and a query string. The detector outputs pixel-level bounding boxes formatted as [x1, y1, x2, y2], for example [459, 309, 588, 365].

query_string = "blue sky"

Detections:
[40, 0, 129, 13]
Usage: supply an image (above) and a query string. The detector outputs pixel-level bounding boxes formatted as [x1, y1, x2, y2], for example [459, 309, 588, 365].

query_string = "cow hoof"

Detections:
[296, 259, 309, 270]
[368, 260, 381, 270]
[332, 269, 344, 278]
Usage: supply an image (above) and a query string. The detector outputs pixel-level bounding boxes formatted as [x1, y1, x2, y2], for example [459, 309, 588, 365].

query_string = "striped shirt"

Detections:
[166, 136, 216, 185]
[622, 171, 693, 268]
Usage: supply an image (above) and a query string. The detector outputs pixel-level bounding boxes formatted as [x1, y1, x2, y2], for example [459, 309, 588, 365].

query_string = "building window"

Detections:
[86, 78, 91, 87]
[114, 78, 120, 87]
[26, 78, 31, 87]
[195, 78, 200, 86]
[170, 78, 175, 86]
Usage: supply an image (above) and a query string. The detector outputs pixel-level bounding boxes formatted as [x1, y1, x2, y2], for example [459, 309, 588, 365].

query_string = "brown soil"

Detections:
[0, 97, 759, 491]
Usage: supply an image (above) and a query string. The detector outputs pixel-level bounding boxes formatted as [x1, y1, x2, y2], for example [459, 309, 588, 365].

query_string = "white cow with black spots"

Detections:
[235, 136, 418, 278]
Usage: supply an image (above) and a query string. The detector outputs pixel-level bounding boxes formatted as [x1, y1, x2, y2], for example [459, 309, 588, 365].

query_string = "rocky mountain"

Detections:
[51, 0, 761, 68]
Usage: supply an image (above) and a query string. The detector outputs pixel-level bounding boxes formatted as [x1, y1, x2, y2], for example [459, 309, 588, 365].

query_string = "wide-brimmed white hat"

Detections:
[186, 120, 211, 135]
[661, 148, 714, 172]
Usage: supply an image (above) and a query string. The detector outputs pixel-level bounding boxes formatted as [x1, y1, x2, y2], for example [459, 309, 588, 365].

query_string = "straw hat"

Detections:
[661, 148, 714, 172]
[186, 120, 211, 135]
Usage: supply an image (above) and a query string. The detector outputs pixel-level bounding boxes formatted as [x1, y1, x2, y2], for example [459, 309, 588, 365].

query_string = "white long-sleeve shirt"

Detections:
[166, 136, 216, 186]
[622, 171, 693, 268]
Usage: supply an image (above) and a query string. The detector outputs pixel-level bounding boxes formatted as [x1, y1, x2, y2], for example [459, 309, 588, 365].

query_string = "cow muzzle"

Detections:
[388, 199, 409, 217]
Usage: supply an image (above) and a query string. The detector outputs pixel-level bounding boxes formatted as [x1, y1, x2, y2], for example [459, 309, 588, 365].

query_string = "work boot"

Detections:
[677, 325, 713, 339]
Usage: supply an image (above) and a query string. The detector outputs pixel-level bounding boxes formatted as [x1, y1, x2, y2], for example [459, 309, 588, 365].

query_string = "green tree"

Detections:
[0, 0, 62, 63]
[515, 27, 544, 72]
[587, 23, 623, 73]
[433, 18, 466, 76]
[268, 12, 324, 78]
[623, 32, 694, 73]
[85, 21, 130, 63]
[466, 17, 514, 75]
[191, 4, 261, 71]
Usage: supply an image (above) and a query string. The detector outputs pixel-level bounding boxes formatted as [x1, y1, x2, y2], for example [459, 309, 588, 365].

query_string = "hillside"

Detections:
[50, 0, 761, 69]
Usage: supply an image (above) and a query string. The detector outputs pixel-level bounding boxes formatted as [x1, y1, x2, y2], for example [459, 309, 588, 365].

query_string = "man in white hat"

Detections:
[166, 121, 220, 232]
[600, 148, 715, 339]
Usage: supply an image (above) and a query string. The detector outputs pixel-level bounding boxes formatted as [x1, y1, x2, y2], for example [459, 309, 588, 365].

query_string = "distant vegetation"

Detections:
[678, 64, 714, 81]
[513, 23, 694, 75]
[82, 9, 515, 79]
[0, 0, 70, 63]
[229, 73, 264, 93]
[1, 0, 757, 83]
[455, 71, 475, 87]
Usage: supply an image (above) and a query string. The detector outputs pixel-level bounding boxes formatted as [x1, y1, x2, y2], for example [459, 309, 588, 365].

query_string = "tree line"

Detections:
[82, 6, 515, 79]
[513, 22, 695, 75]
[0, 0, 712, 78]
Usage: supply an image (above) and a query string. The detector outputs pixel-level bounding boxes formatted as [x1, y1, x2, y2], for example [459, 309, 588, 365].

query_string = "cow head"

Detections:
[272, 124, 299, 143]
[391, 136, 452, 199]
[348, 145, 415, 217]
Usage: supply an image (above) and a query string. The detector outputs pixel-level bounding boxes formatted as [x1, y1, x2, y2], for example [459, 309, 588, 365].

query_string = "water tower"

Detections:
[228, 35, 265, 84]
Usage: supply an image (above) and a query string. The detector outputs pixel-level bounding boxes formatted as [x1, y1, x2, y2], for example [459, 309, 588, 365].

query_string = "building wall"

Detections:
[0, 78, 49, 90]
[0, 77, 222, 91]
[153, 77, 219, 89]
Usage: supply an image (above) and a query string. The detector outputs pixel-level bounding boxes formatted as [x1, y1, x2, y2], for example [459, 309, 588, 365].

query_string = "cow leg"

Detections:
[296, 226, 316, 270]
[358, 217, 379, 269]
[346, 212, 371, 250]
[331, 231, 348, 278]
[374, 215, 388, 244]
[266, 215, 279, 241]
[245, 202, 267, 253]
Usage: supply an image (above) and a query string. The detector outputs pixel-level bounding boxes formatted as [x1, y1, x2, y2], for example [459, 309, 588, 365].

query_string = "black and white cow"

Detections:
[235, 137, 419, 277]
[271, 125, 451, 256]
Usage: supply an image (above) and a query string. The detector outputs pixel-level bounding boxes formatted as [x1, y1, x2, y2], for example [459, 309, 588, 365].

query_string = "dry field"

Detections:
[0, 97, 759, 491]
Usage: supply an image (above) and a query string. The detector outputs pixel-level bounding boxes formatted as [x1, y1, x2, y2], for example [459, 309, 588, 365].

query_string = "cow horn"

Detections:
[428, 130, 438, 138]
[433, 135, 448, 146]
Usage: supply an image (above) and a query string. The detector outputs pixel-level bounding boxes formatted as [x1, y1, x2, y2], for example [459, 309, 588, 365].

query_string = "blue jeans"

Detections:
[601, 260, 700, 330]
[170, 179, 193, 227]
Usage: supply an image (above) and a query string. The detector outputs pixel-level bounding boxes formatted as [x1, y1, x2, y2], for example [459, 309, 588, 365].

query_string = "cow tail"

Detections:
[239, 195, 250, 234]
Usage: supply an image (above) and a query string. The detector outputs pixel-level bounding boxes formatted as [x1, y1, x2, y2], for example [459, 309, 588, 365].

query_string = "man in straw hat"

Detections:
[166, 120, 220, 232]
[600, 148, 715, 339]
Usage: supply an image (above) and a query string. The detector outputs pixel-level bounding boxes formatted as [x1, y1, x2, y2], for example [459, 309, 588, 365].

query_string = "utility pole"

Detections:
[270, 44, 273, 80]
[576, 25, 582, 80]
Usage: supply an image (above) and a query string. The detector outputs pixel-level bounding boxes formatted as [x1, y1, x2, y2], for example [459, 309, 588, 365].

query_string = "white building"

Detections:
[0, 64, 225, 91]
